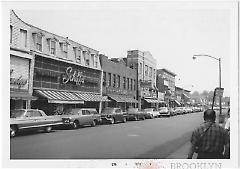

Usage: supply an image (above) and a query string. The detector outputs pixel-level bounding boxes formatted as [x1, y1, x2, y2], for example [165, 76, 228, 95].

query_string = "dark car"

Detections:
[126, 108, 145, 121]
[100, 107, 127, 124]
[61, 108, 100, 129]
[10, 109, 62, 137]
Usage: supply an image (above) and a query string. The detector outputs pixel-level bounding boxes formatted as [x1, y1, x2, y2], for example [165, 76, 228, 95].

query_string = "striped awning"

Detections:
[125, 97, 138, 103]
[74, 93, 110, 102]
[174, 100, 181, 106]
[108, 95, 125, 102]
[35, 89, 84, 104]
[144, 98, 159, 103]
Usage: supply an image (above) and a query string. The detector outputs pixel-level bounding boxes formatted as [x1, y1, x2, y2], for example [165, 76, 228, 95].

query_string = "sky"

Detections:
[11, 1, 237, 97]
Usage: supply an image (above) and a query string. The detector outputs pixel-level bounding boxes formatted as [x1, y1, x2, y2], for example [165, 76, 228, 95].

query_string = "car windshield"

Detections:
[102, 108, 114, 114]
[63, 109, 79, 115]
[10, 110, 25, 118]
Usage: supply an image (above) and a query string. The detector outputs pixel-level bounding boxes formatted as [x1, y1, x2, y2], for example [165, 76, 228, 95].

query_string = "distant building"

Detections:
[126, 50, 159, 109]
[156, 69, 178, 107]
[175, 86, 191, 106]
[99, 54, 138, 111]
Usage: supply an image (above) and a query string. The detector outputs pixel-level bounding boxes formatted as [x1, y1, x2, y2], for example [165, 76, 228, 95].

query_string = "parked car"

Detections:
[10, 109, 62, 137]
[85, 108, 102, 124]
[100, 107, 127, 124]
[61, 108, 100, 129]
[185, 107, 193, 114]
[159, 107, 170, 117]
[126, 108, 145, 121]
[174, 107, 184, 115]
[143, 108, 155, 119]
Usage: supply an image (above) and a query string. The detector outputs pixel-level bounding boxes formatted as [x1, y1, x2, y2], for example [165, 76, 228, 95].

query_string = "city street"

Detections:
[11, 112, 204, 159]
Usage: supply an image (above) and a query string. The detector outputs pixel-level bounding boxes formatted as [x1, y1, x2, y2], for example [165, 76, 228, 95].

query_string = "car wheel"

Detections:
[10, 126, 17, 137]
[110, 118, 115, 124]
[45, 126, 52, 133]
[91, 120, 96, 127]
[122, 117, 127, 123]
[72, 121, 79, 129]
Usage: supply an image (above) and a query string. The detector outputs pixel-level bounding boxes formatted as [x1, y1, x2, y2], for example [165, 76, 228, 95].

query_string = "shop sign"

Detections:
[62, 67, 84, 85]
[140, 80, 152, 88]
[10, 69, 28, 88]
[106, 88, 129, 96]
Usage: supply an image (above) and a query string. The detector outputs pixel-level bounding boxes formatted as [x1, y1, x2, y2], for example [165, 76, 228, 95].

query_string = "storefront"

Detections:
[31, 54, 108, 115]
[10, 54, 35, 110]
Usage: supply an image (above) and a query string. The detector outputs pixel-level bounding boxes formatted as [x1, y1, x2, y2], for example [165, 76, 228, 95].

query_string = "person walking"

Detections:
[187, 109, 229, 159]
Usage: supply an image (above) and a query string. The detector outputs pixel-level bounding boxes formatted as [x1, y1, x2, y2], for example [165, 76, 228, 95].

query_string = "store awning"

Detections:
[174, 100, 181, 106]
[35, 89, 84, 104]
[74, 93, 110, 102]
[11, 91, 37, 100]
[108, 95, 125, 103]
[182, 93, 190, 99]
[144, 98, 159, 103]
[125, 97, 138, 103]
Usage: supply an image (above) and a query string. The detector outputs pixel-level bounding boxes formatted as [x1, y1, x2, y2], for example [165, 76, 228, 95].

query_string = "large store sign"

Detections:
[62, 67, 85, 85]
[10, 69, 28, 88]
[10, 56, 29, 90]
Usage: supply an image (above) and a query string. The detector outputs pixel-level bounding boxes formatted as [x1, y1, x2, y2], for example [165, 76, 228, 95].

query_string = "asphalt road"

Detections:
[11, 112, 204, 159]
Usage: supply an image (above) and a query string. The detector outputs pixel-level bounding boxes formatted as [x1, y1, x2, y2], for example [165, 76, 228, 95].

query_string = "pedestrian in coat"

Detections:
[187, 109, 229, 159]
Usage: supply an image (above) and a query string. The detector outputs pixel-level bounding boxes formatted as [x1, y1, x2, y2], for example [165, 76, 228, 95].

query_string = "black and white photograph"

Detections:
[1, 1, 239, 169]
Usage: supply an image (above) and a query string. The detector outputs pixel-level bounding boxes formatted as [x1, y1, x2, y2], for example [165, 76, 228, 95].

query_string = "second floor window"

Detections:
[117, 75, 120, 88]
[130, 79, 133, 91]
[108, 73, 111, 87]
[36, 34, 42, 51]
[127, 78, 130, 90]
[95, 56, 98, 68]
[91, 54, 95, 67]
[48, 40, 56, 55]
[103, 72, 106, 86]
[113, 74, 116, 87]
[10, 25, 13, 44]
[123, 77, 126, 89]
[74, 48, 81, 63]
[20, 29, 27, 48]
[134, 79, 136, 90]
[83, 51, 89, 66]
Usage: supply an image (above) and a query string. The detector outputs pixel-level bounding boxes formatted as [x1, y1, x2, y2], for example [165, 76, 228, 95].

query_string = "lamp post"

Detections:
[192, 54, 222, 117]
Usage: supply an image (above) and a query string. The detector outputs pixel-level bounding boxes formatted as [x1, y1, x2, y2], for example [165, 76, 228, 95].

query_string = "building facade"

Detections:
[11, 10, 108, 115]
[156, 68, 179, 107]
[10, 10, 36, 110]
[126, 50, 159, 109]
[175, 86, 191, 106]
[99, 54, 138, 111]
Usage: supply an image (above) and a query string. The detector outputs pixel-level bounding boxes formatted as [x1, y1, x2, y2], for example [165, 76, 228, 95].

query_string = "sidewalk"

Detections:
[166, 141, 198, 159]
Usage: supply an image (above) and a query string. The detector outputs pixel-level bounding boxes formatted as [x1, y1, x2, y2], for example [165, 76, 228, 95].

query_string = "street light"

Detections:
[192, 54, 222, 117]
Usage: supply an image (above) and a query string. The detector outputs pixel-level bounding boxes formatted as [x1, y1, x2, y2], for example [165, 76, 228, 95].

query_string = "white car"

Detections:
[143, 108, 155, 119]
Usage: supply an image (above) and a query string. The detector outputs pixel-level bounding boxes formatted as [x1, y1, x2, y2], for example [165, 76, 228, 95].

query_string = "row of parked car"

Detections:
[10, 106, 203, 137]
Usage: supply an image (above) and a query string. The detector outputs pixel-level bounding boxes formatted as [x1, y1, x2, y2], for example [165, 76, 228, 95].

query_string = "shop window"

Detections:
[20, 29, 27, 48]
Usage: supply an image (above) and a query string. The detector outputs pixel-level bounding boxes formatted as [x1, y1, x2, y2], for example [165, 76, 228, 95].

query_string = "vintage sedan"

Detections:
[143, 108, 156, 119]
[126, 108, 145, 121]
[61, 108, 100, 129]
[159, 107, 170, 117]
[10, 109, 62, 137]
[100, 107, 127, 124]
[174, 107, 184, 115]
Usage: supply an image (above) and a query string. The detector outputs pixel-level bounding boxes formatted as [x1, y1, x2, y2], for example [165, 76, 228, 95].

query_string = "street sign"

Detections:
[215, 87, 224, 97]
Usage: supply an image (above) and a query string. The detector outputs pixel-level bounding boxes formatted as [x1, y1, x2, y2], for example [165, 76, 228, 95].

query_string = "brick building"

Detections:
[156, 68, 179, 107]
[126, 50, 159, 109]
[10, 10, 36, 110]
[99, 54, 138, 111]
[11, 10, 108, 114]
